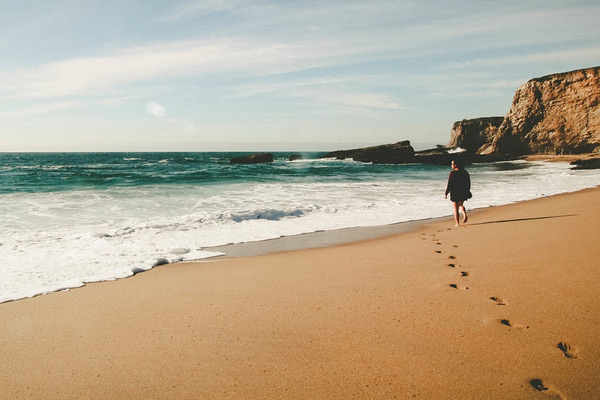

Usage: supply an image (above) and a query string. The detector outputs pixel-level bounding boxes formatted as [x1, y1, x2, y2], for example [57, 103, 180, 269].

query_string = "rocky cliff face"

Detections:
[318, 67, 600, 166]
[451, 66, 600, 156]
[449, 117, 504, 153]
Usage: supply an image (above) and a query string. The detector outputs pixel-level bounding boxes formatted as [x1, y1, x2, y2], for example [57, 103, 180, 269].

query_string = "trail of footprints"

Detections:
[425, 230, 579, 398]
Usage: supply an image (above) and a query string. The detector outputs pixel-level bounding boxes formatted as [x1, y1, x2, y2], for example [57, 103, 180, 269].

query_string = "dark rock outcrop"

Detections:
[288, 154, 303, 161]
[323, 141, 415, 164]
[451, 66, 600, 157]
[413, 147, 460, 165]
[230, 153, 274, 164]
[570, 157, 600, 170]
[449, 117, 504, 154]
[321, 141, 472, 165]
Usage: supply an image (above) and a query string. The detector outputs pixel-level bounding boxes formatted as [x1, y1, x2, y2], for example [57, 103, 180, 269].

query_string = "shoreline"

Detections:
[1, 186, 599, 398]
[201, 215, 451, 258]
[202, 154, 599, 259]
[2, 154, 599, 305]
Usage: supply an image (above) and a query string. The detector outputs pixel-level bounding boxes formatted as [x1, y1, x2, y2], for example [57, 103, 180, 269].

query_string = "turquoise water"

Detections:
[0, 152, 446, 194]
[1, 152, 599, 303]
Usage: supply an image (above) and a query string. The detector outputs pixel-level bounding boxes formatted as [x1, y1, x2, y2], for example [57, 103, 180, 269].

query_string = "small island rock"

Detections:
[230, 153, 274, 164]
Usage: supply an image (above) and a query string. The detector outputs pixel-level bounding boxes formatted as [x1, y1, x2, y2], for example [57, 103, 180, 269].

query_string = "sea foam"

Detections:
[1, 154, 599, 303]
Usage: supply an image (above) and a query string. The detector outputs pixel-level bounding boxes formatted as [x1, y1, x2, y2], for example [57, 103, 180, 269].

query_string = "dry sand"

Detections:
[1, 187, 599, 399]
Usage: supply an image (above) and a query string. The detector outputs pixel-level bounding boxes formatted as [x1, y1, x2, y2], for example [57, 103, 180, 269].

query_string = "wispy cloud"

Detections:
[0, 94, 140, 118]
[223, 78, 351, 99]
[0, 100, 83, 117]
[447, 46, 600, 70]
[162, 0, 245, 21]
[4, 1, 597, 102]
[164, 0, 245, 21]
[305, 89, 402, 113]
[0, 37, 368, 100]
[225, 77, 404, 115]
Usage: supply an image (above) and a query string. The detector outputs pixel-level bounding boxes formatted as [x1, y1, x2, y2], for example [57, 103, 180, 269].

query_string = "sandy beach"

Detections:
[1, 187, 599, 399]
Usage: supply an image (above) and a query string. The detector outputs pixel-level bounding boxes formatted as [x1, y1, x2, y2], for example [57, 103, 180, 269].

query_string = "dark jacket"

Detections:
[445, 169, 471, 202]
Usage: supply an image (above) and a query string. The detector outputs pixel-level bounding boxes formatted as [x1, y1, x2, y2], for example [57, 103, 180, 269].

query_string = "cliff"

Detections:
[318, 67, 600, 166]
[452, 66, 600, 156]
[449, 117, 504, 154]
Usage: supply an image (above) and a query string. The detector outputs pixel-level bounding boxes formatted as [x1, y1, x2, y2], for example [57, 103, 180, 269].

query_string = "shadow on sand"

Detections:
[470, 214, 577, 226]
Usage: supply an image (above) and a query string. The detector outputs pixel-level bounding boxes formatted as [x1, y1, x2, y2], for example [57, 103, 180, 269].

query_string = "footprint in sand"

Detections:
[448, 255, 456, 260]
[500, 319, 529, 329]
[557, 342, 579, 359]
[490, 297, 506, 305]
[529, 379, 566, 399]
[435, 250, 442, 254]
[460, 271, 469, 277]
[449, 283, 469, 290]
[448, 263, 456, 268]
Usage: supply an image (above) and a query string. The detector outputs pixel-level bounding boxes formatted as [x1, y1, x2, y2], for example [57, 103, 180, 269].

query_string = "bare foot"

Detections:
[463, 214, 468, 223]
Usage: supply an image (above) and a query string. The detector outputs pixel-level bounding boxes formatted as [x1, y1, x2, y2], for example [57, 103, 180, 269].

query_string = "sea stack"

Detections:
[230, 153, 274, 164]
[322, 140, 415, 164]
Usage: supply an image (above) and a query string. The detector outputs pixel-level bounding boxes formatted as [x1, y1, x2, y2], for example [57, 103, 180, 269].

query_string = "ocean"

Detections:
[1, 152, 599, 303]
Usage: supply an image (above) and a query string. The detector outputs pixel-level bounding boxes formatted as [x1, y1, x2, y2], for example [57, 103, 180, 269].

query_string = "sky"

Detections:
[1, 0, 599, 152]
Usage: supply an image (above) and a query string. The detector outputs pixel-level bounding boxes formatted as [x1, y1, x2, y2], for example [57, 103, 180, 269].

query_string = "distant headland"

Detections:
[232, 66, 600, 168]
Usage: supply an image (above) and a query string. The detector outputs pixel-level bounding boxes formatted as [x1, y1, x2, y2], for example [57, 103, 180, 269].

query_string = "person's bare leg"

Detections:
[453, 202, 460, 227]
[459, 202, 468, 223]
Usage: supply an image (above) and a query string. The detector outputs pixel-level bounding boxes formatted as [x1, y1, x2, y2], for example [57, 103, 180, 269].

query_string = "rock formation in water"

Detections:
[230, 153, 274, 164]
[452, 66, 600, 157]
[323, 141, 468, 165]
[570, 158, 600, 170]
[323, 140, 415, 164]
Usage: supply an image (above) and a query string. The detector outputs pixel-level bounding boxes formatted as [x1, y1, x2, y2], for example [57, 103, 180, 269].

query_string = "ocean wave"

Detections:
[1, 156, 600, 304]
[228, 207, 310, 222]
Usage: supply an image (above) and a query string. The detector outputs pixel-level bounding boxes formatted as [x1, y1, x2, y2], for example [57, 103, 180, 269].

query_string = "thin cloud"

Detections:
[278, 87, 403, 115]
[223, 78, 352, 99]
[224, 76, 403, 113]
[0, 100, 83, 117]
[3, 1, 597, 101]
[447, 46, 600, 70]
[161, 0, 246, 21]
[317, 90, 402, 112]
[0, 38, 367, 100]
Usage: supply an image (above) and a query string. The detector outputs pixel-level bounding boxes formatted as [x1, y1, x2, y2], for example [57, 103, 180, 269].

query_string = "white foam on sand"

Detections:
[0, 161, 599, 303]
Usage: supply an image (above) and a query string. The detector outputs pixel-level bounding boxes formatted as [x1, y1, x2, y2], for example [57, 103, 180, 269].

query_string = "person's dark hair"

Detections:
[452, 159, 465, 170]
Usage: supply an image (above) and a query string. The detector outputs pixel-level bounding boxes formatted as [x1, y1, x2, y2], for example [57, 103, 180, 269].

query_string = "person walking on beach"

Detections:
[444, 159, 471, 227]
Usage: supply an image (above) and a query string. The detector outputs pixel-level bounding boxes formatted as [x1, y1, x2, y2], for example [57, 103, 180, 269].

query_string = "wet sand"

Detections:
[1, 187, 599, 399]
